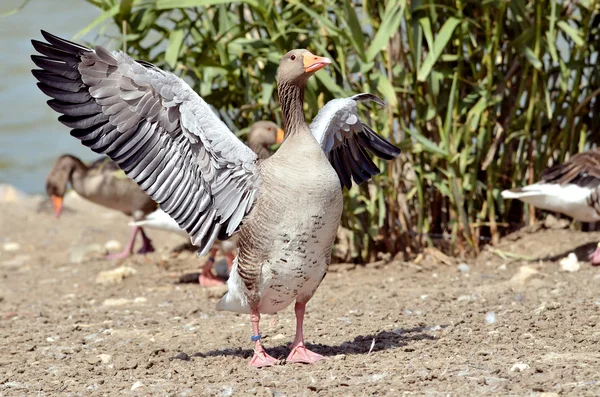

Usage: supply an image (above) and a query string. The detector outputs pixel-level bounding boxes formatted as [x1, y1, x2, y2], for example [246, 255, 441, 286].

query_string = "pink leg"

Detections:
[248, 309, 278, 368]
[136, 228, 155, 254]
[106, 226, 139, 260]
[589, 243, 600, 266]
[287, 302, 325, 364]
[198, 248, 226, 287]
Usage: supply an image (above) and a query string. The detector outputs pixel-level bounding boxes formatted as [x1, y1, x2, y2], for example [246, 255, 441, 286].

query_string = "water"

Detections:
[0, 0, 102, 194]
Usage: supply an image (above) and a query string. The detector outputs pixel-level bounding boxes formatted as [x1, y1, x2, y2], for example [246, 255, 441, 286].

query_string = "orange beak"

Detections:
[276, 128, 285, 144]
[303, 52, 331, 73]
[51, 195, 63, 218]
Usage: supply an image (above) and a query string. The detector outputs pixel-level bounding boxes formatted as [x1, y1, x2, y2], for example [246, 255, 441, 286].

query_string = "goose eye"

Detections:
[290, 54, 296, 61]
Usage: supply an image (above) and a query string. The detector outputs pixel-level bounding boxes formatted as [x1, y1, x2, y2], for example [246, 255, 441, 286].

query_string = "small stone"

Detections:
[115, 357, 138, 370]
[510, 363, 530, 372]
[509, 265, 540, 286]
[96, 266, 137, 285]
[86, 356, 101, 365]
[4, 381, 25, 389]
[217, 386, 233, 397]
[98, 354, 112, 363]
[1, 254, 30, 267]
[559, 253, 581, 272]
[543, 214, 569, 230]
[171, 352, 190, 361]
[131, 381, 144, 391]
[498, 264, 507, 271]
[0, 184, 27, 203]
[134, 297, 147, 304]
[103, 298, 131, 307]
[457, 263, 470, 273]
[270, 333, 286, 341]
[333, 354, 347, 361]
[3, 242, 20, 252]
[485, 312, 496, 325]
[104, 240, 122, 251]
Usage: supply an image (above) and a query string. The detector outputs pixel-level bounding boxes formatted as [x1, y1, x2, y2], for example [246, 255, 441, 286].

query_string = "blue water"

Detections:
[0, 0, 103, 194]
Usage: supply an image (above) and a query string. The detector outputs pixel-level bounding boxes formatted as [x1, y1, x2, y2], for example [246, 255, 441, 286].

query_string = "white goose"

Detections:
[501, 148, 600, 264]
[31, 31, 400, 367]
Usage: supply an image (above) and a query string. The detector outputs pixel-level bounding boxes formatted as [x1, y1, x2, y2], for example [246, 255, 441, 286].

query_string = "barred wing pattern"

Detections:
[31, 31, 259, 256]
[309, 93, 401, 189]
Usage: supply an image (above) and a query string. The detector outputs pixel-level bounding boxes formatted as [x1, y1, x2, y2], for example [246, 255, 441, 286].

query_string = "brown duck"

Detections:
[45, 155, 158, 258]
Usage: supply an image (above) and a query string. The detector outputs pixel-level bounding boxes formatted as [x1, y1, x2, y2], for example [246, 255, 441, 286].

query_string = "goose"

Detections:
[30, 31, 401, 367]
[501, 148, 600, 264]
[45, 154, 158, 258]
[132, 120, 284, 286]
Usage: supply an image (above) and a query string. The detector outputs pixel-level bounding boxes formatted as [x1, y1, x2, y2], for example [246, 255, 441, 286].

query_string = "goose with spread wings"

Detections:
[31, 30, 400, 367]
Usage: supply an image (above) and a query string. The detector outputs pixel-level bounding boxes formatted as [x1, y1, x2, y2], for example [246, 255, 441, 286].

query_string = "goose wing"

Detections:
[541, 149, 600, 189]
[31, 30, 259, 256]
[309, 93, 401, 189]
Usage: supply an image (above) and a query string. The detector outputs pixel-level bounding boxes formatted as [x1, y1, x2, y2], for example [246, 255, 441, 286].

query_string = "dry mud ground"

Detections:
[1, 193, 600, 396]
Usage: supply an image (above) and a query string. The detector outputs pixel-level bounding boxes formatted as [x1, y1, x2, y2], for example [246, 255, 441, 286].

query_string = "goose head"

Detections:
[45, 154, 82, 217]
[277, 49, 331, 86]
[277, 50, 331, 132]
[248, 120, 284, 148]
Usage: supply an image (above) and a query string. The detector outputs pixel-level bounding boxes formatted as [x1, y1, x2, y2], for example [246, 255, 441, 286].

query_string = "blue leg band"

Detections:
[251, 334, 262, 342]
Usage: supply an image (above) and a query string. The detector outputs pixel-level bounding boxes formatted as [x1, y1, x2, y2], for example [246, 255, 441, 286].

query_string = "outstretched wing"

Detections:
[541, 149, 600, 189]
[310, 93, 401, 189]
[31, 30, 259, 256]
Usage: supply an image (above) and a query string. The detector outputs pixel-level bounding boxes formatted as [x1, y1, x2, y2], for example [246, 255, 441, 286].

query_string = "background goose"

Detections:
[502, 148, 600, 264]
[45, 154, 158, 258]
[132, 120, 284, 286]
[31, 31, 400, 367]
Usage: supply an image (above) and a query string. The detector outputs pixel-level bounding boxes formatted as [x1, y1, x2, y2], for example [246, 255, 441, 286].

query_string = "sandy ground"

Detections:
[1, 193, 600, 396]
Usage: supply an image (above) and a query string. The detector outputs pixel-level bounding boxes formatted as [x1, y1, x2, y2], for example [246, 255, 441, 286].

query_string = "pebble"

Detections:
[559, 253, 581, 272]
[217, 386, 233, 397]
[0, 184, 27, 203]
[509, 265, 540, 286]
[457, 263, 470, 273]
[104, 240, 122, 251]
[510, 363, 530, 372]
[103, 298, 131, 307]
[96, 266, 137, 285]
[333, 354, 347, 361]
[3, 242, 20, 252]
[270, 333, 286, 341]
[115, 357, 138, 370]
[98, 354, 112, 363]
[1, 254, 30, 267]
[485, 312, 497, 325]
[3, 381, 25, 389]
[131, 381, 144, 391]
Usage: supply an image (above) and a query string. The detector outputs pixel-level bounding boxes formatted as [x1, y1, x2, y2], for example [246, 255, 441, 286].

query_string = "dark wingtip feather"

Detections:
[359, 122, 401, 160]
[40, 30, 90, 53]
[351, 93, 386, 107]
[331, 149, 352, 189]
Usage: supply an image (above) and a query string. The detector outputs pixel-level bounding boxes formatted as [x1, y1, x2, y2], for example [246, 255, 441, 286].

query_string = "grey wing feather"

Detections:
[309, 93, 401, 189]
[31, 30, 259, 256]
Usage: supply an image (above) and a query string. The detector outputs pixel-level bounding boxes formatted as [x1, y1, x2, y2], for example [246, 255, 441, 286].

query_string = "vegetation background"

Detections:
[16, 0, 600, 262]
